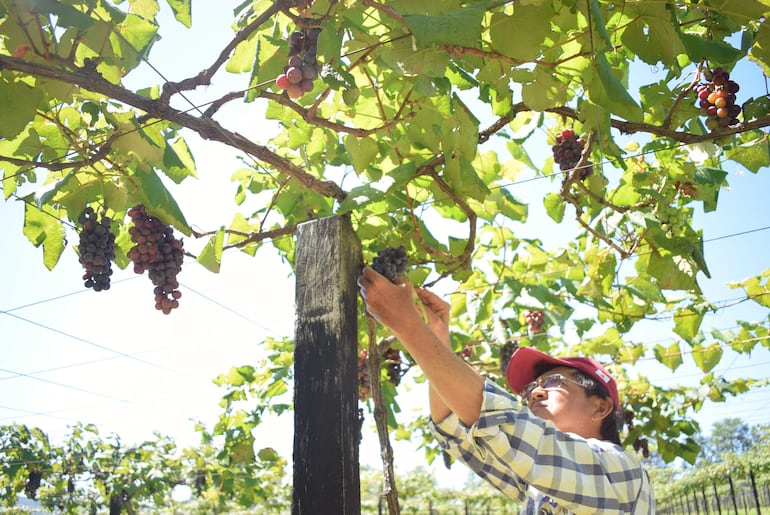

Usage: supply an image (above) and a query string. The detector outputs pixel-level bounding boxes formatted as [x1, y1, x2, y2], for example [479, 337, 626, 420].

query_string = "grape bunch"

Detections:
[695, 67, 741, 130]
[654, 203, 687, 237]
[524, 310, 545, 333]
[275, 27, 322, 99]
[383, 347, 403, 387]
[624, 409, 650, 458]
[371, 246, 408, 284]
[457, 344, 474, 360]
[126, 205, 185, 315]
[552, 129, 591, 179]
[499, 340, 518, 376]
[77, 207, 116, 292]
[358, 349, 371, 401]
[24, 470, 42, 500]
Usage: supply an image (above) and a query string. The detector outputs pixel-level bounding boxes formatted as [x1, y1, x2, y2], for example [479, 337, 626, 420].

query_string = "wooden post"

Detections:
[728, 474, 739, 515]
[749, 468, 762, 515]
[293, 215, 362, 515]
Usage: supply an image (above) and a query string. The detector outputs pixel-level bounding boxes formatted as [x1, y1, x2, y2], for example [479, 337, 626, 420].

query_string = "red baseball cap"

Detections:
[506, 346, 621, 411]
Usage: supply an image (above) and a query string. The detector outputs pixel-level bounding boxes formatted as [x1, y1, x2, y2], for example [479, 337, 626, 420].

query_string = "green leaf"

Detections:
[165, 0, 192, 28]
[588, 0, 613, 50]
[521, 65, 572, 111]
[489, 5, 554, 61]
[653, 341, 683, 371]
[0, 78, 44, 140]
[543, 192, 565, 222]
[673, 307, 703, 342]
[134, 170, 191, 235]
[162, 135, 198, 183]
[592, 53, 643, 121]
[691, 342, 723, 373]
[642, 251, 699, 292]
[30, 0, 95, 29]
[678, 33, 742, 65]
[403, 4, 486, 49]
[22, 202, 66, 270]
[619, 3, 684, 66]
[343, 135, 379, 173]
[725, 139, 770, 173]
[230, 434, 255, 465]
[197, 228, 225, 273]
[227, 32, 258, 73]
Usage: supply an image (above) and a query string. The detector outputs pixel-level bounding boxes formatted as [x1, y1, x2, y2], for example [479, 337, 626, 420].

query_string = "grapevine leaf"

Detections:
[317, 18, 342, 63]
[230, 434, 256, 465]
[379, 38, 450, 78]
[725, 139, 770, 173]
[227, 32, 258, 73]
[134, 170, 191, 235]
[691, 342, 723, 373]
[588, 0, 613, 51]
[543, 192, 566, 222]
[521, 65, 572, 111]
[165, 0, 192, 28]
[679, 33, 742, 65]
[257, 447, 280, 462]
[673, 307, 703, 342]
[22, 202, 66, 270]
[0, 78, 44, 140]
[403, 4, 485, 49]
[197, 228, 225, 273]
[442, 155, 490, 202]
[226, 213, 258, 255]
[743, 94, 770, 122]
[34, 170, 77, 208]
[643, 252, 699, 292]
[619, 3, 684, 66]
[29, 0, 95, 29]
[337, 185, 385, 214]
[343, 135, 379, 174]
[162, 137, 198, 184]
[592, 53, 644, 121]
[749, 23, 770, 75]
[489, 5, 553, 61]
[653, 341, 683, 371]
[739, 273, 770, 309]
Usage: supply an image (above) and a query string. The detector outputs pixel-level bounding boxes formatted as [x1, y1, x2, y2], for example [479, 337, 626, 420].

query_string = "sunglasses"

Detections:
[520, 373, 588, 401]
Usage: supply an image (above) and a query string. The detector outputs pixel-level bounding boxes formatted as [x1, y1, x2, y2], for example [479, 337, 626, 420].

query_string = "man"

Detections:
[357, 266, 654, 514]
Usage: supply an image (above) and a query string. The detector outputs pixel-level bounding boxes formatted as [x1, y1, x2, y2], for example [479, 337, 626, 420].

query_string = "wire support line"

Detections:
[0, 366, 129, 403]
[0, 328, 257, 383]
[0, 275, 141, 315]
[0, 311, 210, 383]
[0, 401, 127, 424]
[650, 360, 770, 385]
[179, 281, 290, 335]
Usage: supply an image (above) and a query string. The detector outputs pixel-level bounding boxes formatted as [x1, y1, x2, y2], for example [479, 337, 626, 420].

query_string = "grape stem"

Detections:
[365, 317, 401, 515]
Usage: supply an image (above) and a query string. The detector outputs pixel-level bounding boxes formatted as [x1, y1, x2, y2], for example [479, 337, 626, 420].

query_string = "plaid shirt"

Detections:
[431, 381, 655, 514]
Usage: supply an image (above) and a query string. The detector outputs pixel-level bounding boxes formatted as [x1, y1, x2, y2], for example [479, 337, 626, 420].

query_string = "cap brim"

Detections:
[506, 346, 576, 394]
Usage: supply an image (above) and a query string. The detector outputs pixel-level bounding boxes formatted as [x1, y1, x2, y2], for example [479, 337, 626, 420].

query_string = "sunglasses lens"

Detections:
[542, 375, 563, 389]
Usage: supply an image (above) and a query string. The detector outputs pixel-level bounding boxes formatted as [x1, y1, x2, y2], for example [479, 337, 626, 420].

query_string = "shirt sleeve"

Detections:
[431, 380, 653, 514]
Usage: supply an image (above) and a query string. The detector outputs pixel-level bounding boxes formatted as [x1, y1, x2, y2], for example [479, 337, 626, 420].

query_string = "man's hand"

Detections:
[415, 287, 451, 346]
[358, 266, 422, 331]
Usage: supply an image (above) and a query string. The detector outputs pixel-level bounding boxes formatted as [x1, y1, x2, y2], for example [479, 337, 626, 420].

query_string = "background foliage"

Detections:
[2, 0, 770, 511]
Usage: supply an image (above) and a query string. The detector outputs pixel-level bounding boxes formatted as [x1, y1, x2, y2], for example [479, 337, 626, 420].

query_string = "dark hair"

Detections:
[532, 362, 622, 445]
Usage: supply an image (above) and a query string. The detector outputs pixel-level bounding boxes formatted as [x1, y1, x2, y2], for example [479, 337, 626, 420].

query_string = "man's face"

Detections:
[524, 366, 597, 435]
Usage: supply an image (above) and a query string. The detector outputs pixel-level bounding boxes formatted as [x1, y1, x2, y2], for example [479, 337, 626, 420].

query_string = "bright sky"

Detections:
[1, 2, 770, 493]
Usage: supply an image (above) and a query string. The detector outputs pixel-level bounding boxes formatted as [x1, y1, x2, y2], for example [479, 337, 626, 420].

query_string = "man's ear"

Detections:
[591, 397, 614, 421]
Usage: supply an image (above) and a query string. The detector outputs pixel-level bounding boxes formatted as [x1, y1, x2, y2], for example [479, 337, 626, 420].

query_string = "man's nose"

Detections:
[530, 387, 548, 401]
